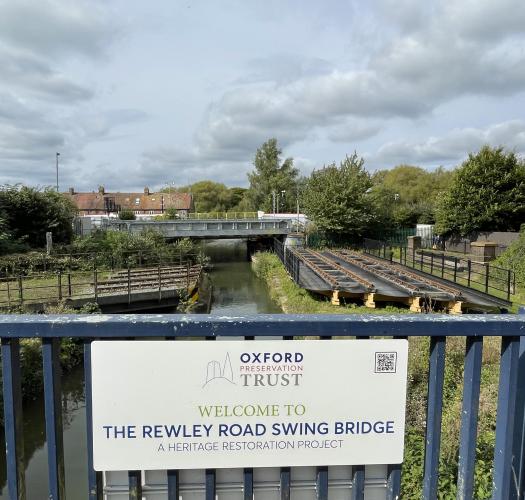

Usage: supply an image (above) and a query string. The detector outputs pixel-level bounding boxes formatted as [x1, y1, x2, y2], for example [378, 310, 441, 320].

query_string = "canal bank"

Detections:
[0, 240, 281, 499]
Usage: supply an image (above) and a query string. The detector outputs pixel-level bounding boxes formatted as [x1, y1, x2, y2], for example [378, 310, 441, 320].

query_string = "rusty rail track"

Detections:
[336, 250, 462, 299]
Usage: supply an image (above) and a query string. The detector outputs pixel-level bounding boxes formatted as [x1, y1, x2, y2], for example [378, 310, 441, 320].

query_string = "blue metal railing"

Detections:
[1, 313, 525, 499]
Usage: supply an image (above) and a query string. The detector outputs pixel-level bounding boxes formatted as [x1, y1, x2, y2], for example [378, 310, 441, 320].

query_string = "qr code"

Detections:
[375, 352, 397, 373]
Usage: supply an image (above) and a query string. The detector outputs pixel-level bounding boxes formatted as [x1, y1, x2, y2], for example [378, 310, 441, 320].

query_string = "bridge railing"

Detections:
[1, 314, 524, 499]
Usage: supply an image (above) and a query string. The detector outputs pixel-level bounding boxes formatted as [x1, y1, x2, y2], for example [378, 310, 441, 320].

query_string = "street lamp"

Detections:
[55, 152, 60, 192]
[280, 190, 286, 213]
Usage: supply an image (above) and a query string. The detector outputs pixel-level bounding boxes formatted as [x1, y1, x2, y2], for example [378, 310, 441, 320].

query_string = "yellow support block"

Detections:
[409, 296, 423, 313]
[331, 290, 340, 306]
[448, 301, 463, 315]
[364, 293, 376, 308]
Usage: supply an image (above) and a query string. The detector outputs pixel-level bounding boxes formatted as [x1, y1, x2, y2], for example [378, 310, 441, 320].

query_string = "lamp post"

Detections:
[280, 190, 286, 213]
[55, 152, 60, 192]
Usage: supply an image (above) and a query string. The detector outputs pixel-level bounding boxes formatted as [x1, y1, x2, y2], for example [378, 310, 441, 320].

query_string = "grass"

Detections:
[252, 251, 502, 498]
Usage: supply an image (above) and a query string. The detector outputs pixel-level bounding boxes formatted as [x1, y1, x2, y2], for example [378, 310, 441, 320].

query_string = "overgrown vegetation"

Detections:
[494, 228, 525, 288]
[0, 185, 77, 254]
[252, 252, 500, 498]
[0, 230, 203, 276]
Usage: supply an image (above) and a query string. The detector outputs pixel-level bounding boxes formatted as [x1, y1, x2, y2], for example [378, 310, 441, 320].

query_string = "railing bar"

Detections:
[351, 335, 368, 499]
[84, 340, 103, 499]
[457, 336, 483, 499]
[492, 336, 520, 500]
[316, 466, 328, 500]
[42, 337, 66, 500]
[205, 468, 216, 500]
[128, 470, 142, 499]
[205, 335, 216, 500]
[351, 464, 365, 499]
[314, 335, 330, 500]
[243, 467, 254, 500]
[422, 336, 446, 500]
[386, 464, 401, 500]
[167, 470, 179, 499]
[515, 307, 525, 498]
[241, 334, 255, 499]
[1, 338, 26, 499]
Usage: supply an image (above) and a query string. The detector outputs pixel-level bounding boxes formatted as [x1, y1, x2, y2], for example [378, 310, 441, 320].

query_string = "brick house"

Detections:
[65, 186, 194, 217]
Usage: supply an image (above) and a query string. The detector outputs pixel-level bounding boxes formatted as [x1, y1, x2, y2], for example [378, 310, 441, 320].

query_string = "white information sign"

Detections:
[91, 339, 408, 471]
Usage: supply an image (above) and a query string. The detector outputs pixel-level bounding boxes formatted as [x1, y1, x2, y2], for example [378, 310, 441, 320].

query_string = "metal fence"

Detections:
[1, 314, 524, 499]
[363, 240, 516, 301]
[0, 259, 200, 309]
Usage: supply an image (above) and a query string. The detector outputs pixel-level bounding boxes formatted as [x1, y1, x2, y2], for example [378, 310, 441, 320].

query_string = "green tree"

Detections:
[246, 138, 299, 212]
[161, 181, 248, 213]
[301, 153, 375, 239]
[371, 165, 453, 226]
[435, 146, 525, 236]
[0, 185, 77, 251]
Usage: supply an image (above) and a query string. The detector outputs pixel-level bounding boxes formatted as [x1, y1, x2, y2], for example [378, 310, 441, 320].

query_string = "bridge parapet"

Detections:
[0, 314, 524, 499]
[106, 218, 294, 238]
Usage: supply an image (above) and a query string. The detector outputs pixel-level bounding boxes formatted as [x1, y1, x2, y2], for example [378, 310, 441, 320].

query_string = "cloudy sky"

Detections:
[1, 0, 525, 192]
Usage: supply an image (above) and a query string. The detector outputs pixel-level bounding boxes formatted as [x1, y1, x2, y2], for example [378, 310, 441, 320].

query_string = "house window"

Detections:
[135, 198, 140, 205]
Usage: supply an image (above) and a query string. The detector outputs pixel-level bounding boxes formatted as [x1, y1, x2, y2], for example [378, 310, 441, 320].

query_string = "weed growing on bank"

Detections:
[252, 251, 500, 498]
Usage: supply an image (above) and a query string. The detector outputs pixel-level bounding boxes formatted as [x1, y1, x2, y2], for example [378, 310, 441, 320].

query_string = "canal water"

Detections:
[0, 240, 281, 498]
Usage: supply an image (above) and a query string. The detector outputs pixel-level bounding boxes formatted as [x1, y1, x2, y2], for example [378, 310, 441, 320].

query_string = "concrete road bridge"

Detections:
[106, 218, 295, 239]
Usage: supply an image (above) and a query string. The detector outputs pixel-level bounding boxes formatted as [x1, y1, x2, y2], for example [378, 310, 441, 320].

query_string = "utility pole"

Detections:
[55, 152, 60, 192]
[272, 190, 276, 215]
[280, 190, 286, 213]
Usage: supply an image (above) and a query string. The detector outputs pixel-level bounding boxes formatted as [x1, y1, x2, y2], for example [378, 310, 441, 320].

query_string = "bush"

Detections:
[0, 185, 77, 252]
[494, 229, 525, 286]
[118, 209, 136, 220]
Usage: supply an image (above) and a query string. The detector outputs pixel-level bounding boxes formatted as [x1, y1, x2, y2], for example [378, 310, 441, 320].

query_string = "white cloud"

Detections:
[371, 120, 525, 166]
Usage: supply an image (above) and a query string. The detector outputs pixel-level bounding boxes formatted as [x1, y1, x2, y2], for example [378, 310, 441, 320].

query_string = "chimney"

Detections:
[144, 186, 150, 195]
[98, 186, 105, 195]
[68, 187, 75, 195]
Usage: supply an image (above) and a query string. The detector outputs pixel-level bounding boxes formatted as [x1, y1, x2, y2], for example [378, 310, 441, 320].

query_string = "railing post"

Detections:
[128, 267, 131, 304]
[485, 263, 490, 294]
[453, 257, 458, 282]
[128, 470, 142, 499]
[492, 336, 520, 500]
[1, 338, 26, 499]
[84, 341, 103, 499]
[158, 262, 162, 302]
[57, 271, 62, 301]
[467, 260, 471, 288]
[441, 254, 445, 278]
[430, 253, 434, 275]
[513, 307, 525, 499]
[42, 338, 66, 500]
[7, 279, 11, 307]
[422, 336, 446, 499]
[507, 269, 512, 301]
[457, 336, 483, 499]
[18, 275, 23, 304]
[93, 267, 98, 301]
[68, 272, 72, 298]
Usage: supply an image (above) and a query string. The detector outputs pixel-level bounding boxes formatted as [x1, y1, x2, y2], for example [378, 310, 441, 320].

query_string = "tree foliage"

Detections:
[371, 165, 453, 226]
[300, 153, 375, 239]
[435, 146, 525, 236]
[0, 185, 77, 253]
[246, 138, 299, 212]
[161, 181, 248, 212]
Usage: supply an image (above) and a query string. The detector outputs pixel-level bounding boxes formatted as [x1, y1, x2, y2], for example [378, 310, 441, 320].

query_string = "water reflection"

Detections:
[0, 365, 87, 499]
